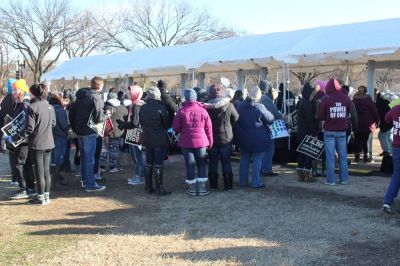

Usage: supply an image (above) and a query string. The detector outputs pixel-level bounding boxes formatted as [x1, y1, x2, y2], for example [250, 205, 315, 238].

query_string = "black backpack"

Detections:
[380, 154, 393, 175]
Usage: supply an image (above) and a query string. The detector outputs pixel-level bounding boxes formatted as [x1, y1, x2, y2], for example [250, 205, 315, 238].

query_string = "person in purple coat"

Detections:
[319, 79, 351, 185]
[382, 104, 400, 213]
[172, 89, 213, 196]
[352, 85, 380, 162]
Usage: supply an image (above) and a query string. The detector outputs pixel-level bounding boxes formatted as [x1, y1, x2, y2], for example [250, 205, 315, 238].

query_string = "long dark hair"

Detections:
[29, 83, 48, 100]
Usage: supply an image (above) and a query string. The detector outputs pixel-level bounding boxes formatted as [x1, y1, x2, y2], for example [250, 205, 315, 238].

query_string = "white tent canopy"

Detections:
[43, 18, 400, 81]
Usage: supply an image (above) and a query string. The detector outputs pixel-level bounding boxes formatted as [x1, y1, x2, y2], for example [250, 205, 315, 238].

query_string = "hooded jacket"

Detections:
[297, 83, 318, 140]
[205, 97, 239, 146]
[104, 98, 128, 138]
[173, 100, 213, 149]
[52, 104, 70, 138]
[69, 88, 105, 136]
[353, 94, 380, 133]
[234, 97, 275, 152]
[319, 79, 351, 131]
[385, 105, 400, 147]
[25, 98, 56, 150]
[376, 93, 393, 132]
[139, 99, 171, 148]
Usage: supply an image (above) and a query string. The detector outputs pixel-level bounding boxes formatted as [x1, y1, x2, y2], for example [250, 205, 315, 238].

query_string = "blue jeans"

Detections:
[324, 130, 348, 184]
[78, 134, 97, 188]
[239, 149, 264, 187]
[181, 147, 207, 181]
[129, 145, 144, 177]
[51, 136, 68, 166]
[384, 147, 400, 205]
[378, 129, 393, 154]
[208, 144, 232, 175]
[262, 137, 274, 174]
[145, 146, 166, 166]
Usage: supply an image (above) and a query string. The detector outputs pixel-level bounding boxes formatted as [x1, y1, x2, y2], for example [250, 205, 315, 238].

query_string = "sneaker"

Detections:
[252, 184, 266, 189]
[81, 180, 85, 188]
[74, 167, 81, 176]
[109, 167, 119, 173]
[128, 176, 144, 185]
[100, 167, 106, 173]
[29, 197, 47, 205]
[9, 190, 29, 199]
[85, 184, 106, 192]
[95, 173, 105, 182]
[27, 189, 38, 198]
[10, 181, 19, 186]
[324, 181, 336, 186]
[382, 204, 392, 214]
[340, 181, 349, 185]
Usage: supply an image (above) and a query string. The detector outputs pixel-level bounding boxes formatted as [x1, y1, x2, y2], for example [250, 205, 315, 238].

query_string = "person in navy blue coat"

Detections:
[234, 86, 275, 188]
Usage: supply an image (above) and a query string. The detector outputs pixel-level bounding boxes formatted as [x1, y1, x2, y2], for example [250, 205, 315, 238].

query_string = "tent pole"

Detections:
[367, 60, 376, 159]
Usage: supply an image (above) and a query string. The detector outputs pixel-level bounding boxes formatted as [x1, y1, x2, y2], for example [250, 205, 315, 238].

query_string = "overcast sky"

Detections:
[71, 0, 400, 34]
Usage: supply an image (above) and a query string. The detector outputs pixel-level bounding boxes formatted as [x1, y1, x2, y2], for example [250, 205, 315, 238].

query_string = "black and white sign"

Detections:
[289, 110, 298, 129]
[296, 135, 325, 160]
[1, 111, 28, 147]
[125, 127, 143, 148]
[87, 110, 105, 137]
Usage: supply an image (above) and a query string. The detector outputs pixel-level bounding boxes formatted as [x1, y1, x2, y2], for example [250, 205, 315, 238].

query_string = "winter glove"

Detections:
[5, 136, 13, 144]
[116, 119, 126, 130]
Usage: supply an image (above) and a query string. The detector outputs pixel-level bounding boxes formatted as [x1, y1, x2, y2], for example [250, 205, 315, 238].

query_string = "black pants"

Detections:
[14, 145, 35, 191]
[31, 149, 52, 195]
[94, 136, 102, 174]
[354, 132, 371, 157]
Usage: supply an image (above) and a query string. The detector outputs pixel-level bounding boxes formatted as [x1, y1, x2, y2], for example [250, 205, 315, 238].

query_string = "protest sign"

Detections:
[1, 111, 28, 147]
[103, 117, 114, 137]
[125, 127, 143, 149]
[87, 110, 105, 137]
[296, 135, 325, 160]
[269, 119, 289, 139]
[289, 110, 298, 129]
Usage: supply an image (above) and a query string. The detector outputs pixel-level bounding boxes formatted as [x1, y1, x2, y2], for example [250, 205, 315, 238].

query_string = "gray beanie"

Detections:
[147, 86, 161, 100]
[184, 89, 197, 101]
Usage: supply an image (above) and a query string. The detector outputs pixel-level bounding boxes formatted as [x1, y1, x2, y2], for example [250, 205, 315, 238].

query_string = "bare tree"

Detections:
[290, 69, 332, 85]
[375, 69, 400, 90]
[102, 0, 239, 51]
[64, 10, 111, 59]
[0, 40, 14, 90]
[0, 0, 78, 82]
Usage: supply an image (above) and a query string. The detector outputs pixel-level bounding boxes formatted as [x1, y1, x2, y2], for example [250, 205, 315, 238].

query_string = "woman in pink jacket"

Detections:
[172, 89, 213, 196]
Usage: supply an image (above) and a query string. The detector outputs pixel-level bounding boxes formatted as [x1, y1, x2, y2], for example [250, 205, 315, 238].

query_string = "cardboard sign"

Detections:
[1, 111, 28, 147]
[87, 110, 106, 137]
[296, 135, 325, 160]
[269, 119, 289, 139]
[125, 127, 143, 149]
[389, 98, 400, 109]
[103, 117, 114, 137]
[289, 110, 298, 129]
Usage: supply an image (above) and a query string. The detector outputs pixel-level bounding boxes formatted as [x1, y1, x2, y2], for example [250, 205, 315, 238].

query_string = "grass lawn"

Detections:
[1, 152, 400, 265]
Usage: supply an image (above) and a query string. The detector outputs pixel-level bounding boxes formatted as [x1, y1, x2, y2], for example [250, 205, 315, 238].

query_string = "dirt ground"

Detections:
[1, 146, 400, 266]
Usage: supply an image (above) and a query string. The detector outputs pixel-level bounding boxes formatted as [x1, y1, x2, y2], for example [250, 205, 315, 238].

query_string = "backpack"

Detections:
[380, 154, 393, 175]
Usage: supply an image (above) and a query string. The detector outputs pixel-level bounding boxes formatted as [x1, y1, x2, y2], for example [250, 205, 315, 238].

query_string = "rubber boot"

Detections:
[223, 173, 233, 191]
[153, 165, 171, 196]
[296, 168, 305, 182]
[208, 173, 218, 189]
[304, 169, 317, 183]
[144, 165, 154, 193]
[186, 179, 197, 196]
[197, 177, 209, 196]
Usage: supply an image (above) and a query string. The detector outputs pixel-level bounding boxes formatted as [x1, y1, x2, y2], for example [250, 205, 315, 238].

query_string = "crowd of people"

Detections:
[1, 76, 400, 213]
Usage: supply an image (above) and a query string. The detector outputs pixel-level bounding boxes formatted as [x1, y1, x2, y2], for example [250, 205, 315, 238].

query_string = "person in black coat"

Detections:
[157, 79, 178, 123]
[139, 87, 171, 196]
[296, 83, 318, 182]
[376, 92, 394, 156]
[204, 83, 239, 190]
[276, 82, 296, 114]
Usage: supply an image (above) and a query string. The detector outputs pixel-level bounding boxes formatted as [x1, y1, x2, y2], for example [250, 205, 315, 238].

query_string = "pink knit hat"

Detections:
[129, 85, 143, 104]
